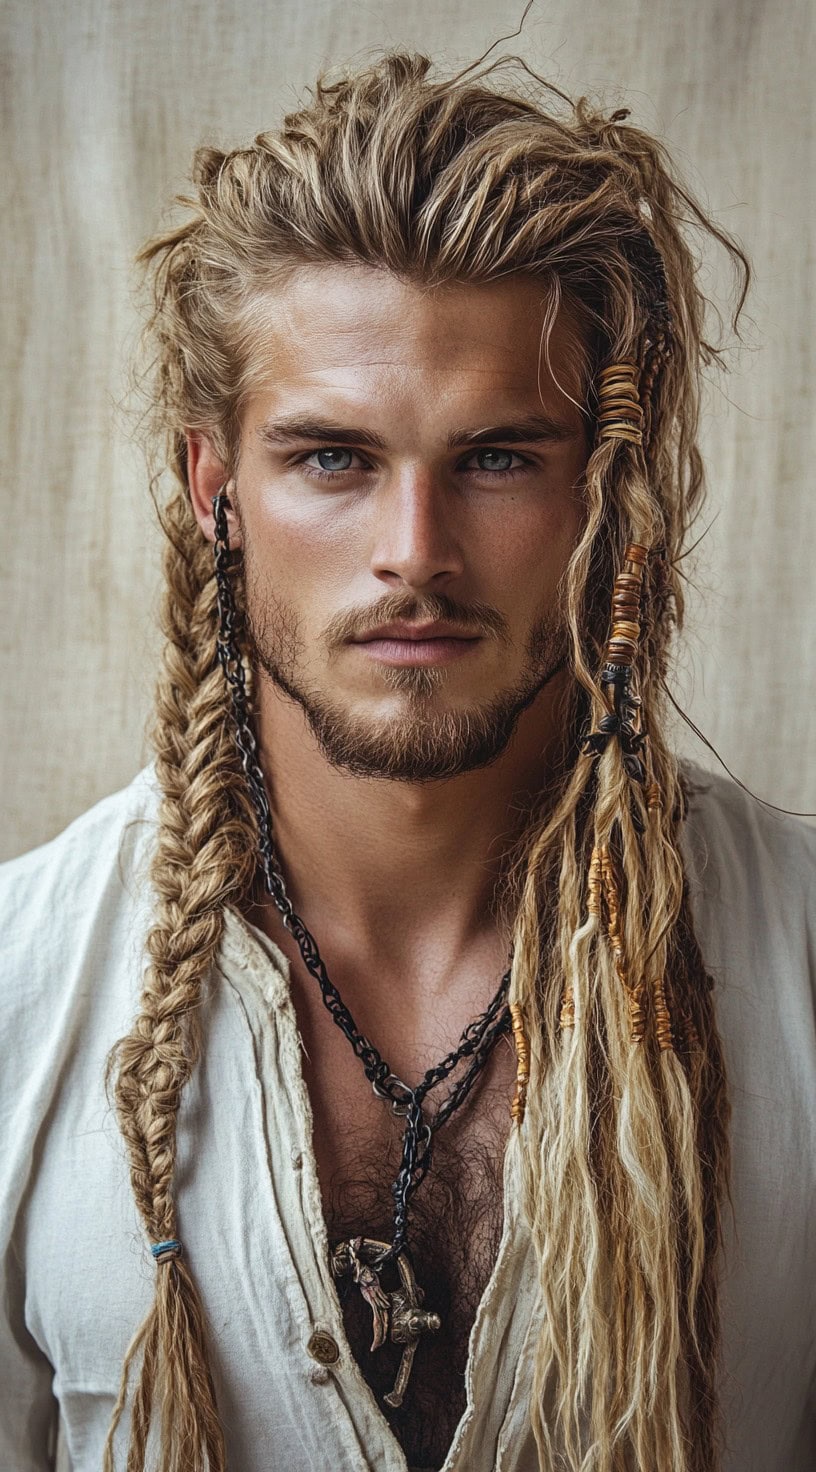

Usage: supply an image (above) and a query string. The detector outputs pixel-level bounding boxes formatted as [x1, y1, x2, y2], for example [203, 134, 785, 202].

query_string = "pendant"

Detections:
[331, 1236, 442, 1407]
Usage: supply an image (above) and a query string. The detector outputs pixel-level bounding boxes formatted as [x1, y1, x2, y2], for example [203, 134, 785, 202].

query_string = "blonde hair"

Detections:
[105, 50, 746, 1472]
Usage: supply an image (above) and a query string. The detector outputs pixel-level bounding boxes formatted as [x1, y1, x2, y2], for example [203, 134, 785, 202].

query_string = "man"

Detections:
[1, 49, 814, 1472]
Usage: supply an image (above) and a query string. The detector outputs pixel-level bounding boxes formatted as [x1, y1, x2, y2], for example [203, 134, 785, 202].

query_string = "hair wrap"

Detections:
[604, 541, 648, 669]
[596, 361, 644, 446]
[510, 1002, 530, 1123]
[151, 1238, 183, 1263]
[106, 49, 741, 1472]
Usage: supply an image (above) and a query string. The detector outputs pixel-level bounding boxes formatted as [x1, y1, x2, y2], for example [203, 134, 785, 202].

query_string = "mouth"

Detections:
[352, 630, 480, 665]
[351, 624, 483, 667]
[355, 636, 481, 666]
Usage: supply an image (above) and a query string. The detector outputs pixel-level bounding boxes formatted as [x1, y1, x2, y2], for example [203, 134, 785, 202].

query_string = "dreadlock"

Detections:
[105, 48, 747, 1472]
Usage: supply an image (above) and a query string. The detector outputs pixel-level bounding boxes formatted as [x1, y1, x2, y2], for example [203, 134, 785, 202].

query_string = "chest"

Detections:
[256, 906, 519, 1464]
[309, 1044, 515, 1470]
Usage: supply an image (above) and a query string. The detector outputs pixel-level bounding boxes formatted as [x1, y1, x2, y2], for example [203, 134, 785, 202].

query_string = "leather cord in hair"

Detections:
[582, 541, 649, 784]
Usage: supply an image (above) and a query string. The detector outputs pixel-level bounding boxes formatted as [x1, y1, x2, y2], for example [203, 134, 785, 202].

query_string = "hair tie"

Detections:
[151, 1239, 183, 1263]
[596, 361, 643, 447]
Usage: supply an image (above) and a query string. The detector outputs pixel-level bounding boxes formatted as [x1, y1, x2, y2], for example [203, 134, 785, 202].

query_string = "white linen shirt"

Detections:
[0, 763, 814, 1472]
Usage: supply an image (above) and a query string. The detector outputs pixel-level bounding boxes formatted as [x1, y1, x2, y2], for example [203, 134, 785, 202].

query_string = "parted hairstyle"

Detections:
[105, 48, 749, 1472]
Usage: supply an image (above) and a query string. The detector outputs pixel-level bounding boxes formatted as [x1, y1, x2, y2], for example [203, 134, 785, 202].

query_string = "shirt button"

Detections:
[307, 1330, 340, 1366]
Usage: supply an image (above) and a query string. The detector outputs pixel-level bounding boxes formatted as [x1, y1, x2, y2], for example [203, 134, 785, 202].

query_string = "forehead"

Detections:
[240, 264, 588, 429]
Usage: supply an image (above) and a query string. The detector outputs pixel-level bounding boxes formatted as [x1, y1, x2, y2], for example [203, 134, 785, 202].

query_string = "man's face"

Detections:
[224, 265, 589, 782]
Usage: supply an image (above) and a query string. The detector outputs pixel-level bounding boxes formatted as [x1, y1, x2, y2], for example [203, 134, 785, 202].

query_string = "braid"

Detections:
[506, 371, 730, 1467]
[104, 485, 258, 1471]
[111, 48, 749, 1471]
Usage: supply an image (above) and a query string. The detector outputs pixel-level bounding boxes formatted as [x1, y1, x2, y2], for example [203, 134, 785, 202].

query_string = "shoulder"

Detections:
[680, 758, 816, 927]
[1, 764, 160, 889]
[0, 768, 165, 1252]
[0, 767, 161, 1052]
[0, 767, 160, 934]
[679, 759, 816, 1080]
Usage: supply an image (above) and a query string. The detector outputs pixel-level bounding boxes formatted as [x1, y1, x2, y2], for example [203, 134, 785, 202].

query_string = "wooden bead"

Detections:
[610, 620, 640, 642]
[605, 639, 637, 664]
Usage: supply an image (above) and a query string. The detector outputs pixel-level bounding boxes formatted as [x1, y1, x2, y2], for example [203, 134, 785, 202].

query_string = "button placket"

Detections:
[224, 911, 421, 1468]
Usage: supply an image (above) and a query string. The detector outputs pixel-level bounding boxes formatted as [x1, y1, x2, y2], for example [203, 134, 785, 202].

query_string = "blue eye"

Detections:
[297, 444, 529, 484]
[313, 448, 354, 471]
[473, 448, 515, 472]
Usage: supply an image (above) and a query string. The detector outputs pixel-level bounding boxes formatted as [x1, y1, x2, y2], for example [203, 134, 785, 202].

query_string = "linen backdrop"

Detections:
[2, 0, 814, 862]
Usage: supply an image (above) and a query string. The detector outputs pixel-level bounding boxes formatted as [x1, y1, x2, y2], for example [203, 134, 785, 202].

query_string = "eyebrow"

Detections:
[255, 412, 581, 452]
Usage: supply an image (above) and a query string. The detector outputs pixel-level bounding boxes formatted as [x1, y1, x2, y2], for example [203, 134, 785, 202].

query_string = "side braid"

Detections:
[119, 51, 750, 1471]
[104, 485, 258, 1471]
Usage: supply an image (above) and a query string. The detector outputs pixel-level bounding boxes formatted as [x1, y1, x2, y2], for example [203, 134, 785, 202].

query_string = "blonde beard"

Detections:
[244, 587, 568, 782]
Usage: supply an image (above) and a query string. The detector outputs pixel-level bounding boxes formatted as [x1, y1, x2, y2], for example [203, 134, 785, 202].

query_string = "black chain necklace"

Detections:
[212, 491, 512, 1405]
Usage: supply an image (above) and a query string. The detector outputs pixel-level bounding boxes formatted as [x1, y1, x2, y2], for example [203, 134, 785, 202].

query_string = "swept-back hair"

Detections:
[105, 49, 748, 1472]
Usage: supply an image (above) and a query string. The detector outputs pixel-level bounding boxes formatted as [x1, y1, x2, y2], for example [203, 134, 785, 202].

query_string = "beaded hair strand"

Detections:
[510, 278, 727, 1468]
[107, 49, 744, 1472]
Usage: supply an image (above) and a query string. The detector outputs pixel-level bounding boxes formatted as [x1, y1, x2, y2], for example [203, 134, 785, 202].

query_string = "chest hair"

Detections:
[324, 1104, 508, 1472]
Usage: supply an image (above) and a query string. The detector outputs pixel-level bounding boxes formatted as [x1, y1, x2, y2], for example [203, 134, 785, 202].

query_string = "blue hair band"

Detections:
[151, 1239, 182, 1262]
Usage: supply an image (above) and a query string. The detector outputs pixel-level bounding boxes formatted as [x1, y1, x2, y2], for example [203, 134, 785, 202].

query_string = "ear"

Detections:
[186, 432, 243, 548]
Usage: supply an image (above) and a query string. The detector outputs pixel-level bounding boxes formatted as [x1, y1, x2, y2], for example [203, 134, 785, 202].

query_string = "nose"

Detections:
[369, 466, 465, 591]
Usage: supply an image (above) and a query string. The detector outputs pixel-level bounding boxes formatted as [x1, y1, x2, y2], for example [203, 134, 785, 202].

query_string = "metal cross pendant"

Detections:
[331, 1236, 442, 1407]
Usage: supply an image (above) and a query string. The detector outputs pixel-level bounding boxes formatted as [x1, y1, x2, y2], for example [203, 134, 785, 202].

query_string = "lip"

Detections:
[352, 627, 482, 667]
[353, 621, 480, 643]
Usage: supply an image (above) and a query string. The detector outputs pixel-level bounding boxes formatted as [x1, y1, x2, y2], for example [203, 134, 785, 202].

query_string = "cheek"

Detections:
[245, 496, 361, 627]
[251, 475, 363, 561]
[479, 493, 583, 607]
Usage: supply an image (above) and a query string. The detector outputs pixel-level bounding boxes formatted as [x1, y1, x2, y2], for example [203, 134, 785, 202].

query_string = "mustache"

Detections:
[324, 591, 510, 646]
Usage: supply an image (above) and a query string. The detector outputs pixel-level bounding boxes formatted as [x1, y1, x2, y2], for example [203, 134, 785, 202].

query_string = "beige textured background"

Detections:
[2, 0, 815, 865]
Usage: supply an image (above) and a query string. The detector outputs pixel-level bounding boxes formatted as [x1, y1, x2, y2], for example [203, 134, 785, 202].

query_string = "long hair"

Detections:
[105, 50, 747, 1472]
